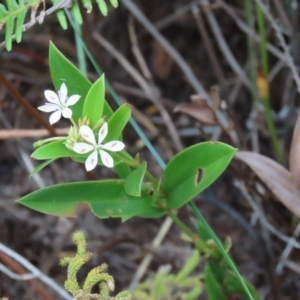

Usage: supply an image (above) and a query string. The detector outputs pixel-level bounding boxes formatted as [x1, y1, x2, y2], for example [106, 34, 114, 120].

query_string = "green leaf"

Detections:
[17, 180, 154, 219]
[224, 272, 260, 300]
[114, 163, 131, 179]
[97, 0, 108, 16]
[163, 142, 236, 208]
[186, 286, 203, 300]
[82, 75, 105, 127]
[205, 265, 227, 300]
[136, 180, 165, 218]
[49, 42, 113, 121]
[124, 162, 147, 196]
[174, 251, 201, 283]
[15, 9, 26, 43]
[153, 268, 168, 298]
[71, 1, 83, 24]
[32, 140, 78, 160]
[190, 203, 255, 300]
[30, 159, 56, 176]
[5, 14, 14, 51]
[82, 0, 92, 13]
[56, 9, 68, 30]
[106, 104, 132, 141]
[110, 0, 118, 8]
[137, 207, 165, 219]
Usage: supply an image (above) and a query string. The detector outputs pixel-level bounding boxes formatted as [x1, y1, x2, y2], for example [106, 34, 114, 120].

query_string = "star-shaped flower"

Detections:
[72, 123, 125, 171]
[38, 83, 81, 124]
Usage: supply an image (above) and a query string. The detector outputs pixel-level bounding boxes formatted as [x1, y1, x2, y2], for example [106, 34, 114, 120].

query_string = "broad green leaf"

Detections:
[18, 180, 154, 219]
[82, 75, 105, 127]
[49, 42, 89, 120]
[136, 180, 165, 219]
[205, 265, 226, 300]
[32, 140, 79, 160]
[114, 163, 131, 179]
[106, 104, 132, 141]
[49, 42, 113, 121]
[163, 142, 236, 208]
[30, 159, 56, 176]
[124, 162, 147, 196]
[137, 207, 165, 219]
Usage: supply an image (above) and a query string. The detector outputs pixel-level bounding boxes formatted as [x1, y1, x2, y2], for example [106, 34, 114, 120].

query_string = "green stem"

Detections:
[74, 22, 87, 76]
[244, 0, 258, 104]
[70, 117, 77, 128]
[166, 209, 210, 254]
[188, 202, 254, 300]
[113, 152, 159, 186]
[33, 136, 66, 148]
[255, 2, 284, 163]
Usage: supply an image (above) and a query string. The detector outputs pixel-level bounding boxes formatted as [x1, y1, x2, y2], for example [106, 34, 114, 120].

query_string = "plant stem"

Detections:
[166, 209, 210, 254]
[244, 0, 258, 104]
[69, 117, 77, 128]
[114, 152, 159, 186]
[33, 136, 66, 148]
[255, 2, 284, 163]
[188, 202, 254, 300]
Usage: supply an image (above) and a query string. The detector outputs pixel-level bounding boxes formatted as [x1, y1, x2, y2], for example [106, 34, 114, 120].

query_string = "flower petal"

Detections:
[73, 142, 94, 154]
[62, 107, 72, 119]
[66, 94, 81, 106]
[49, 111, 62, 124]
[38, 104, 58, 112]
[102, 141, 125, 152]
[98, 122, 108, 145]
[59, 83, 68, 104]
[80, 126, 96, 145]
[44, 90, 60, 104]
[85, 150, 98, 171]
[99, 150, 114, 168]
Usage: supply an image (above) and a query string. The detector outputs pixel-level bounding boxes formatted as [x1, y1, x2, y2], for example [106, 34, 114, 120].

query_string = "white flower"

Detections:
[38, 83, 81, 125]
[72, 123, 125, 171]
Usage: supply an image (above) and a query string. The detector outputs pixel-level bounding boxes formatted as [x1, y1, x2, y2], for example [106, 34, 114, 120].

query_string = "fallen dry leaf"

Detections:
[174, 96, 217, 125]
[235, 151, 300, 217]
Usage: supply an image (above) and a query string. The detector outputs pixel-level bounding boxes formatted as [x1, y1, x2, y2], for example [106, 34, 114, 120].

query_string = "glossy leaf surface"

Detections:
[163, 142, 236, 208]
[106, 104, 132, 141]
[49, 43, 113, 120]
[114, 163, 131, 179]
[205, 265, 226, 300]
[82, 75, 105, 127]
[32, 141, 78, 160]
[124, 161, 147, 196]
[18, 180, 154, 219]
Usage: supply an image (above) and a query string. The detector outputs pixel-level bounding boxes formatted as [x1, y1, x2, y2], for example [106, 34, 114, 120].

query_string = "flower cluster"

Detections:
[73, 123, 125, 171]
[38, 83, 125, 171]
